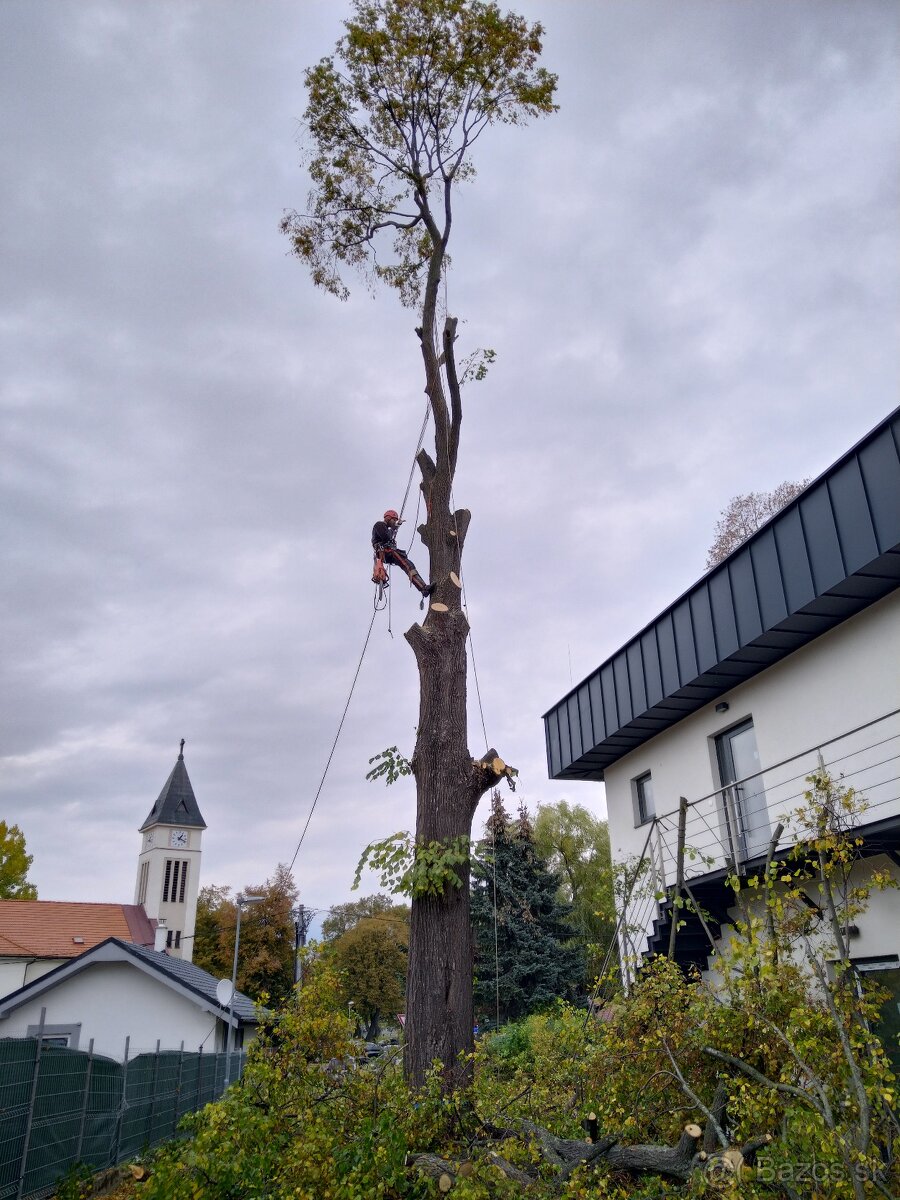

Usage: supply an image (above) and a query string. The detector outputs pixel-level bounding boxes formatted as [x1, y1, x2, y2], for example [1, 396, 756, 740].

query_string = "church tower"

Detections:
[135, 740, 206, 961]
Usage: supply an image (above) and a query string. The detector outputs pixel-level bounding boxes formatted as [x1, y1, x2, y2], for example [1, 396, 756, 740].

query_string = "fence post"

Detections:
[653, 820, 668, 895]
[146, 1039, 161, 1145]
[667, 796, 689, 960]
[196, 1046, 203, 1111]
[16, 1006, 46, 1200]
[75, 1037, 95, 1164]
[722, 785, 745, 873]
[111, 1036, 130, 1167]
[172, 1041, 185, 1137]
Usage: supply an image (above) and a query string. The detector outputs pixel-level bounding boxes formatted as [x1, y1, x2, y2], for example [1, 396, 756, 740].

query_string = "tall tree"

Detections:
[330, 915, 408, 1039]
[532, 800, 617, 986]
[0, 821, 37, 899]
[192, 866, 299, 1004]
[321, 894, 408, 941]
[191, 883, 233, 980]
[283, 0, 556, 1089]
[706, 479, 810, 568]
[471, 796, 582, 1025]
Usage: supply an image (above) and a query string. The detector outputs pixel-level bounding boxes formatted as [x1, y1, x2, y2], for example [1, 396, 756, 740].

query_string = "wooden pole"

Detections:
[668, 797, 689, 960]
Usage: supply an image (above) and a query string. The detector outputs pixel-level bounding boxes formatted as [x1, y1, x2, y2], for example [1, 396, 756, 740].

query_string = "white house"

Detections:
[0, 937, 260, 1060]
[543, 408, 900, 1053]
[0, 900, 156, 996]
[0, 744, 206, 998]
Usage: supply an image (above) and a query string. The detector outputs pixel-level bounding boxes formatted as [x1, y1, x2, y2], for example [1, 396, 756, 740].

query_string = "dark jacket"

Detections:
[372, 521, 397, 550]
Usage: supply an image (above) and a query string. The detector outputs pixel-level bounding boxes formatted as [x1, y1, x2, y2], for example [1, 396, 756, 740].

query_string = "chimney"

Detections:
[154, 918, 168, 953]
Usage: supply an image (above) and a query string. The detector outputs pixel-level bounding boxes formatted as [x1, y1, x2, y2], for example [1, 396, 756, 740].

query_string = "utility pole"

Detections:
[293, 904, 314, 986]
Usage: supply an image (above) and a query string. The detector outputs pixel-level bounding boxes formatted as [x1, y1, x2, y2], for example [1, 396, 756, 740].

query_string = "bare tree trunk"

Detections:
[403, 271, 512, 1088]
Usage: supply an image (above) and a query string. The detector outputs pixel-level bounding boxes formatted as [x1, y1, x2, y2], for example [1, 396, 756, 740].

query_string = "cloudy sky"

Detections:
[2, 0, 897, 928]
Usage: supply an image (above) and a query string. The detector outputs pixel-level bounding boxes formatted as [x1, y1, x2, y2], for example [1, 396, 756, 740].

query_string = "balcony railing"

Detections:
[610, 710, 900, 980]
[649, 708, 900, 894]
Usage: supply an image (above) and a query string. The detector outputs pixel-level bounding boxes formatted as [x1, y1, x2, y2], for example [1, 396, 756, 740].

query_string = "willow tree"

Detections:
[282, 0, 556, 1088]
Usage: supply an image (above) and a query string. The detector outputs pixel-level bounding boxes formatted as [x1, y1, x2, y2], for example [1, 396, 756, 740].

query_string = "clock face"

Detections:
[169, 829, 188, 848]
[145, 831, 155, 848]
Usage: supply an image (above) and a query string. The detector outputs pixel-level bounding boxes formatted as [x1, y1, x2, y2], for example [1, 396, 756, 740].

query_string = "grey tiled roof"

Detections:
[140, 751, 207, 831]
[124, 941, 260, 1022]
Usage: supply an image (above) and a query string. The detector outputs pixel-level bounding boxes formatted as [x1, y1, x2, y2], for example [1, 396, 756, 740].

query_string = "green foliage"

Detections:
[0, 820, 37, 899]
[190, 883, 233, 979]
[191, 865, 299, 1004]
[142, 962, 445, 1200]
[459, 346, 497, 384]
[281, 0, 557, 305]
[321, 892, 409, 941]
[532, 800, 617, 987]
[329, 913, 409, 1039]
[471, 796, 583, 1024]
[51, 1161, 94, 1200]
[355, 831, 470, 898]
[137, 771, 899, 1199]
[367, 745, 413, 785]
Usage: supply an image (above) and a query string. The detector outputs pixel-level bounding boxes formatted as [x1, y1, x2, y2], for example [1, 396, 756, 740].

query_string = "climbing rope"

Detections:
[287, 607, 380, 874]
[398, 398, 431, 522]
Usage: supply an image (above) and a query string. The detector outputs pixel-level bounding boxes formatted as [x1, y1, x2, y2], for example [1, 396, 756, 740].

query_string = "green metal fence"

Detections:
[0, 1017, 244, 1199]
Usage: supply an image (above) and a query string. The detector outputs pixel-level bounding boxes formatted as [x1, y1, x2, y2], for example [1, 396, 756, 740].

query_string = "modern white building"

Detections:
[544, 408, 900, 1056]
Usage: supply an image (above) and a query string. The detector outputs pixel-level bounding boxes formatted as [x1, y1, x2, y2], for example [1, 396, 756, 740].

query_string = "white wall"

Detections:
[135, 827, 202, 962]
[602, 589, 900, 971]
[604, 589, 900, 868]
[0, 960, 229, 1058]
[703, 854, 900, 991]
[0, 958, 64, 997]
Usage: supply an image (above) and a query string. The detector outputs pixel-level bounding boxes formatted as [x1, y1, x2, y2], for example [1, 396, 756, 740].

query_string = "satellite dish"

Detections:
[216, 978, 235, 1007]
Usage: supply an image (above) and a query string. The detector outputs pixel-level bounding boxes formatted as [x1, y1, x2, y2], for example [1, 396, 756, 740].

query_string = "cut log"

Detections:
[129, 1163, 151, 1181]
[430, 602, 450, 613]
[487, 1152, 536, 1187]
[449, 572, 462, 588]
[408, 1153, 460, 1187]
[740, 1132, 773, 1165]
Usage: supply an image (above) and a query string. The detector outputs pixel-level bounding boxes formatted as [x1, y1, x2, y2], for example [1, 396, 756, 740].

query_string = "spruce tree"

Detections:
[471, 795, 583, 1026]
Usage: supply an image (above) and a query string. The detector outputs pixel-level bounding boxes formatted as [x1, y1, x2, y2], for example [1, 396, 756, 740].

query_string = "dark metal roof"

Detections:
[140, 749, 207, 832]
[544, 407, 900, 782]
[124, 941, 259, 1022]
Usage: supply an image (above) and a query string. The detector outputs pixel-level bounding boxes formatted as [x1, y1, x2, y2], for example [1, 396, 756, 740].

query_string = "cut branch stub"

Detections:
[471, 750, 518, 802]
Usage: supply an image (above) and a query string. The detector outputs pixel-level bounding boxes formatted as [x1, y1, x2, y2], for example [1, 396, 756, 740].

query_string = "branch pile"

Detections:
[408, 1111, 773, 1192]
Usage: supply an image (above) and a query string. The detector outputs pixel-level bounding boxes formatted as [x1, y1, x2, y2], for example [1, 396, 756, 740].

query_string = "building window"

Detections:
[166, 929, 182, 950]
[137, 860, 149, 906]
[715, 718, 770, 861]
[854, 957, 900, 1074]
[162, 859, 189, 903]
[26, 1023, 81, 1050]
[633, 772, 655, 825]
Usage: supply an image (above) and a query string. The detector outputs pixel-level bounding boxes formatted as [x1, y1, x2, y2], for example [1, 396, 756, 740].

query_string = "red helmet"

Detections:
[384, 509, 399, 521]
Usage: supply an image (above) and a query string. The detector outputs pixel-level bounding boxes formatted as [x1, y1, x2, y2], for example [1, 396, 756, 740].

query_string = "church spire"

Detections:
[139, 742, 207, 832]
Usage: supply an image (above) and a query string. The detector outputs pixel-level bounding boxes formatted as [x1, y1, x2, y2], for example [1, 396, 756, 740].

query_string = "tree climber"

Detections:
[372, 510, 435, 599]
